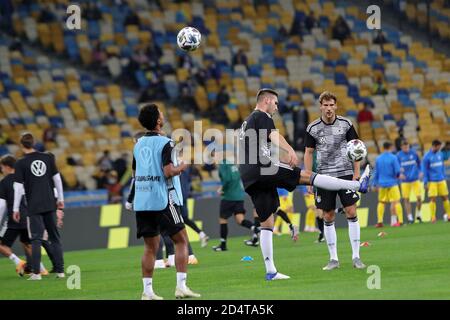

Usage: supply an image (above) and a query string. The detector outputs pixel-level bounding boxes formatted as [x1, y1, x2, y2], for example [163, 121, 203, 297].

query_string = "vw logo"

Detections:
[31, 160, 47, 177]
[140, 147, 152, 168]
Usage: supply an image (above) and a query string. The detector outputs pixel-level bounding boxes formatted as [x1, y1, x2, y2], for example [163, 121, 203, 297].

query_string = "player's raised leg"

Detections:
[298, 166, 371, 194]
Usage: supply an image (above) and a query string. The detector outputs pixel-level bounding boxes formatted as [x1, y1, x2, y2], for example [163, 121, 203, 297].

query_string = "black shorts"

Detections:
[0, 227, 30, 247]
[315, 175, 360, 211]
[220, 200, 246, 219]
[245, 166, 301, 222]
[135, 203, 185, 239]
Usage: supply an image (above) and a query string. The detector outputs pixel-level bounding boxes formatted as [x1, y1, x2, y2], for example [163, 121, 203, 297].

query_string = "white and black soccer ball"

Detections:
[347, 139, 367, 162]
[177, 27, 201, 51]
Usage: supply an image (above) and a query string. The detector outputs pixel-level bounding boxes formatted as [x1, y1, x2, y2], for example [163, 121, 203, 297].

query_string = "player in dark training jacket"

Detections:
[13, 133, 65, 280]
[0, 154, 32, 276]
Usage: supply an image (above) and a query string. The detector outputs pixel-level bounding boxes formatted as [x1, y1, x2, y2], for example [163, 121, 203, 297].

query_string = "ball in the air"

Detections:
[177, 27, 201, 51]
[347, 139, 367, 162]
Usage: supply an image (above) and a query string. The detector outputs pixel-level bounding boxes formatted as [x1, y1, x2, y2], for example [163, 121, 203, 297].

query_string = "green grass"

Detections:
[1, 221, 449, 300]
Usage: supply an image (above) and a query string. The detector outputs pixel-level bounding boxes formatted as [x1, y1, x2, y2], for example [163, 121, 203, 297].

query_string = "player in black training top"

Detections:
[13, 133, 65, 280]
[238, 88, 371, 281]
[1, 155, 57, 276]
[0, 154, 32, 276]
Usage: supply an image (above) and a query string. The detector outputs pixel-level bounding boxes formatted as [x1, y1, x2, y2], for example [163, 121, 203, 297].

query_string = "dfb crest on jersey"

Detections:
[316, 195, 321, 203]
[31, 160, 47, 177]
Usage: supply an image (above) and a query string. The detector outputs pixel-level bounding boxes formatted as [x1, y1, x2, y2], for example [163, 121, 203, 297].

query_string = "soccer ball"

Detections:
[177, 27, 201, 51]
[346, 139, 367, 162]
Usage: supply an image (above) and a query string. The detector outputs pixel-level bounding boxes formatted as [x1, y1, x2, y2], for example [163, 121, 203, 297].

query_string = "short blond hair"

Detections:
[319, 91, 337, 104]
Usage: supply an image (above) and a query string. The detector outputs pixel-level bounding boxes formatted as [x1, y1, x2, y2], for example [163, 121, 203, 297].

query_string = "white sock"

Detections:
[177, 272, 187, 290]
[199, 231, 206, 238]
[348, 218, 360, 259]
[391, 215, 397, 225]
[40, 263, 46, 271]
[168, 254, 175, 266]
[260, 229, 277, 274]
[154, 259, 165, 267]
[324, 222, 338, 261]
[8, 254, 21, 265]
[407, 213, 413, 221]
[416, 208, 422, 218]
[189, 254, 195, 259]
[142, 277, 153, 295]
[313, 174, 360, 191]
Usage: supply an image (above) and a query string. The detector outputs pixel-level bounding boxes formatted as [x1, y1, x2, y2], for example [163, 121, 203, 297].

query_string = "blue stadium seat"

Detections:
[135, 70, 149, 89]
[56, 102, 68, 110]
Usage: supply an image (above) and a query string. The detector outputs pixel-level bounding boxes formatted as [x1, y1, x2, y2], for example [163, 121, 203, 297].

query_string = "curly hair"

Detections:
[138, 103, 160, 131]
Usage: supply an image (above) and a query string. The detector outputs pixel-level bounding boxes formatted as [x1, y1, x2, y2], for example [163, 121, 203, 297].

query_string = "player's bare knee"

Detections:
[171, 231, 187, 246]
[260, 217, 274, 229]
[234, 214, 244, 224]
[323, 209, 335, 221]
[344, 205, 357, 219]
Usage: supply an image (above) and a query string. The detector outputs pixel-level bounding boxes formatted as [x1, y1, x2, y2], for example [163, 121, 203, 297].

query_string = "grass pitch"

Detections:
[1, 221, 449, 300]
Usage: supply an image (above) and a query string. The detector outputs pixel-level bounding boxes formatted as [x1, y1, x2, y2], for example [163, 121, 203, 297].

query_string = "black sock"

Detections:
[253, 217, 260, 233]
[220, 224, 228, 247]
[188, 242, 194, 256]
[185, 217, 202, 234]
[277, 209, 291, 224]
[163, 234, 174, 257]
[240, 219, 253, 229]
[316, 217, 324, 235]
[156, 237, 164, 260]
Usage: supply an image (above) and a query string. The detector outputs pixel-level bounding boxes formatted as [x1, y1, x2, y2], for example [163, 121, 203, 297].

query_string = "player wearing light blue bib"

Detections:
[132, 103, 200, 300]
